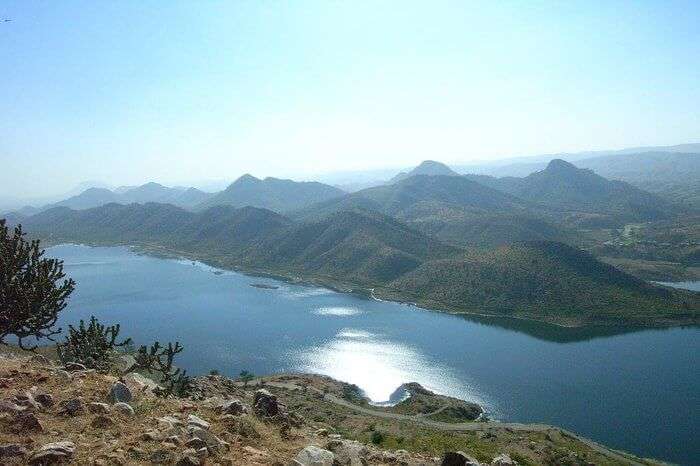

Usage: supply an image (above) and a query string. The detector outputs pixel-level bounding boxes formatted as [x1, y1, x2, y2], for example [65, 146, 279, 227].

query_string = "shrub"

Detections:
[133, 341, 192, 398]
[56, 316, 131, 370]
[0, 220, 75, 349]
[371, 430, 385, 445]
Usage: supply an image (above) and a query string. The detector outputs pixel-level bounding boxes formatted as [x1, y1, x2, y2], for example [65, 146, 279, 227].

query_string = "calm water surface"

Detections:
[48, 244, 699, 465]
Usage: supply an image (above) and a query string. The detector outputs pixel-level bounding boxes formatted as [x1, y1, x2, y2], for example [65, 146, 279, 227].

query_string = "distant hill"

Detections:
[52, 187, 121, 210]
[465, 159, 678, 225]
[296, 174, 569, 247]
[14, 183, 213, 214]
[389, 160, 459, 183]
[195, 174, 345, 213]
[17, 203, 697, 326]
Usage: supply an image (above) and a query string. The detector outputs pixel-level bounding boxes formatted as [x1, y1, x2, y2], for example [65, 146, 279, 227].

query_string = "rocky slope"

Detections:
[0, 353, 663, 465]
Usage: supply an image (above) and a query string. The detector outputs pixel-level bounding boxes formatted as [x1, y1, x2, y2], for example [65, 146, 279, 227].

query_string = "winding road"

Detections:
[243, 379, 647, 466]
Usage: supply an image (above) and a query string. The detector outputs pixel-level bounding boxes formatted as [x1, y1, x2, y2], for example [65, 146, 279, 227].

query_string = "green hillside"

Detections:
[13, 203, 698, 327]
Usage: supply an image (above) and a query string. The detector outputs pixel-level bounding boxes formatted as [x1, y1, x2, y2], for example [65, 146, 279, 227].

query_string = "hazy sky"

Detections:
[1, 1, 699, 198]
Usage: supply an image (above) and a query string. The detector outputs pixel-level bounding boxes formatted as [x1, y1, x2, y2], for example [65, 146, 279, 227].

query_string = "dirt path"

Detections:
[245, 379, 646, 466]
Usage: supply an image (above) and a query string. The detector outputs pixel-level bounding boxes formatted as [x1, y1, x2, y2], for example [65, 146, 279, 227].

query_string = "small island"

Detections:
[250, 283, 279, 290]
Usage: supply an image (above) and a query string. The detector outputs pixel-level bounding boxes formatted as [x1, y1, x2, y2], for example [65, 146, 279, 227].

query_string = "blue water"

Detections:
[48, 244, 700, 465]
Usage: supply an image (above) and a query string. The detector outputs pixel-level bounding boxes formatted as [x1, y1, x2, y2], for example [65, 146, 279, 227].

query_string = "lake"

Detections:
[47, 244, 699, 465]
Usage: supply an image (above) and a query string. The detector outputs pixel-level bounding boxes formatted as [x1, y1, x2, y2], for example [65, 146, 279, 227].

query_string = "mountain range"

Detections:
[14, 201, 699, 327]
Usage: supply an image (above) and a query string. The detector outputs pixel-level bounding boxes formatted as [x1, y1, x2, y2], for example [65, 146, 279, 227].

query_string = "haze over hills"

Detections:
[464, 159, 678, 226]
[15, 201, 699, 326]
[194, 174, 345, 213]
[292, 172, 571, 247]
[389, 160, 460, 184]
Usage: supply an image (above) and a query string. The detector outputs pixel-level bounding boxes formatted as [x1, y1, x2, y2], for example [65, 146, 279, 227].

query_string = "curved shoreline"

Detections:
[45, 239, 699, 329]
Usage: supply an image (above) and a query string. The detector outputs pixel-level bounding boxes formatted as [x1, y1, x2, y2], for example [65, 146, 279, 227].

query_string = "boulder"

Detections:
[491, 454, 517, 466]
[91, 415, 114, 429]
[187, 414, 210, 430]
[176, 449, 201, 466]
[442, 451, 481, 466]
[253, 388, 284, 417]
[14, 412, 44, 433]
[58, 398, 84, 416]
[88, 402, 111, 414]
[149, 449, 174, 464]
[114, 354, 137, 373]
[293, 445, 335, 466]
[108, 381, 132, 403]
[219, 399, 248, 415]
[28, 441, 75, 465]
[0, 443, 28, 458]
[0, 400, 24, 415]
[187, 425, 227, 453]
[113, 402, 135, 416]
[325, 439, 368, 466]
[123, 372, 160, 393]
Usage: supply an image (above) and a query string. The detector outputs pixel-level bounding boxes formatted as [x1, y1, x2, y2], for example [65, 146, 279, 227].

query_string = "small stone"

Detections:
[64, 362, 87, 371]
[59, 398, 84, 416]
[28, 441, 75, 465]
[316, 428, 329, 437]
[15, 412, 44, 433]
[163, 435, 181, 446]
[187, 414, 210, 430]
[35, 393, 54, 407]
[491, 453, 517, 466]
[150, 449, 174, 464]
[442, 451, 481, 466]
[30, 354, 51, 365]
[0, 443, 28, 458]
[176, 450, 200, 466]
[108, 381, 132, 403]
[91, 415, 114, 428]
[89, 402, 111, 414]
[0, 400, 25, 415]
[113, 402, 135, 416]
[141, 430, 161, 441]
[55, 370, 71, 381]
[185, 438, 208, 450]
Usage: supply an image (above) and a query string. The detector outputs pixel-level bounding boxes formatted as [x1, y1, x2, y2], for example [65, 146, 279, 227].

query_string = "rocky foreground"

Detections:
[0, 353, 662, 465]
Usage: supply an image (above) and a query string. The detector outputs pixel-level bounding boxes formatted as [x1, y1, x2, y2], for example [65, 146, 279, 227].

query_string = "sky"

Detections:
[1, 1, 699, 198]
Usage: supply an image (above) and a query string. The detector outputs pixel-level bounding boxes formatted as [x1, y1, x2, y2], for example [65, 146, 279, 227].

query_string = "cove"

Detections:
[47, 244, 699, 465]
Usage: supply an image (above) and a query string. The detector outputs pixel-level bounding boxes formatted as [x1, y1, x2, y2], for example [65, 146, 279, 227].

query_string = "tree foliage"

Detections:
[0, 220, 75, 349]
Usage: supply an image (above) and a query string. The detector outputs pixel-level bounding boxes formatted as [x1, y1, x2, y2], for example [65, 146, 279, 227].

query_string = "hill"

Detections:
[465, 159, 677, 225]
[14, 203, 698, 326]
[574, 152, 700, 209]
[296, 174, 568, 247]
[386, 241, 697, 326]
[195, 175, 345, 213]
[389, 160, 459, 183]
[25, 183, 214, 213]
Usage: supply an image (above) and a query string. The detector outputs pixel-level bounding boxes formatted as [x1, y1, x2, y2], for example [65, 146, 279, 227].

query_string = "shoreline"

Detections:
[46, 239, 700, 329]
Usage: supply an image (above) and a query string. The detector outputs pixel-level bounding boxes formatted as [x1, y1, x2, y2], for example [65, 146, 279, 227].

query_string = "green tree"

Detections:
[239, 369, 254, 386]
[0, 220, 75, 349]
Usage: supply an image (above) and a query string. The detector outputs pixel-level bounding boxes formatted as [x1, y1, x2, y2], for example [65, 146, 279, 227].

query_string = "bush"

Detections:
[0, 220, 75, 349]
[56, 316, 131, 370]
[371, 430, 385, 445]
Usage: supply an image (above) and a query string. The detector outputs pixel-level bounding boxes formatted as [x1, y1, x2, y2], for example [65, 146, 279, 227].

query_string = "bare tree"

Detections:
[0, 220, 75, 349]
